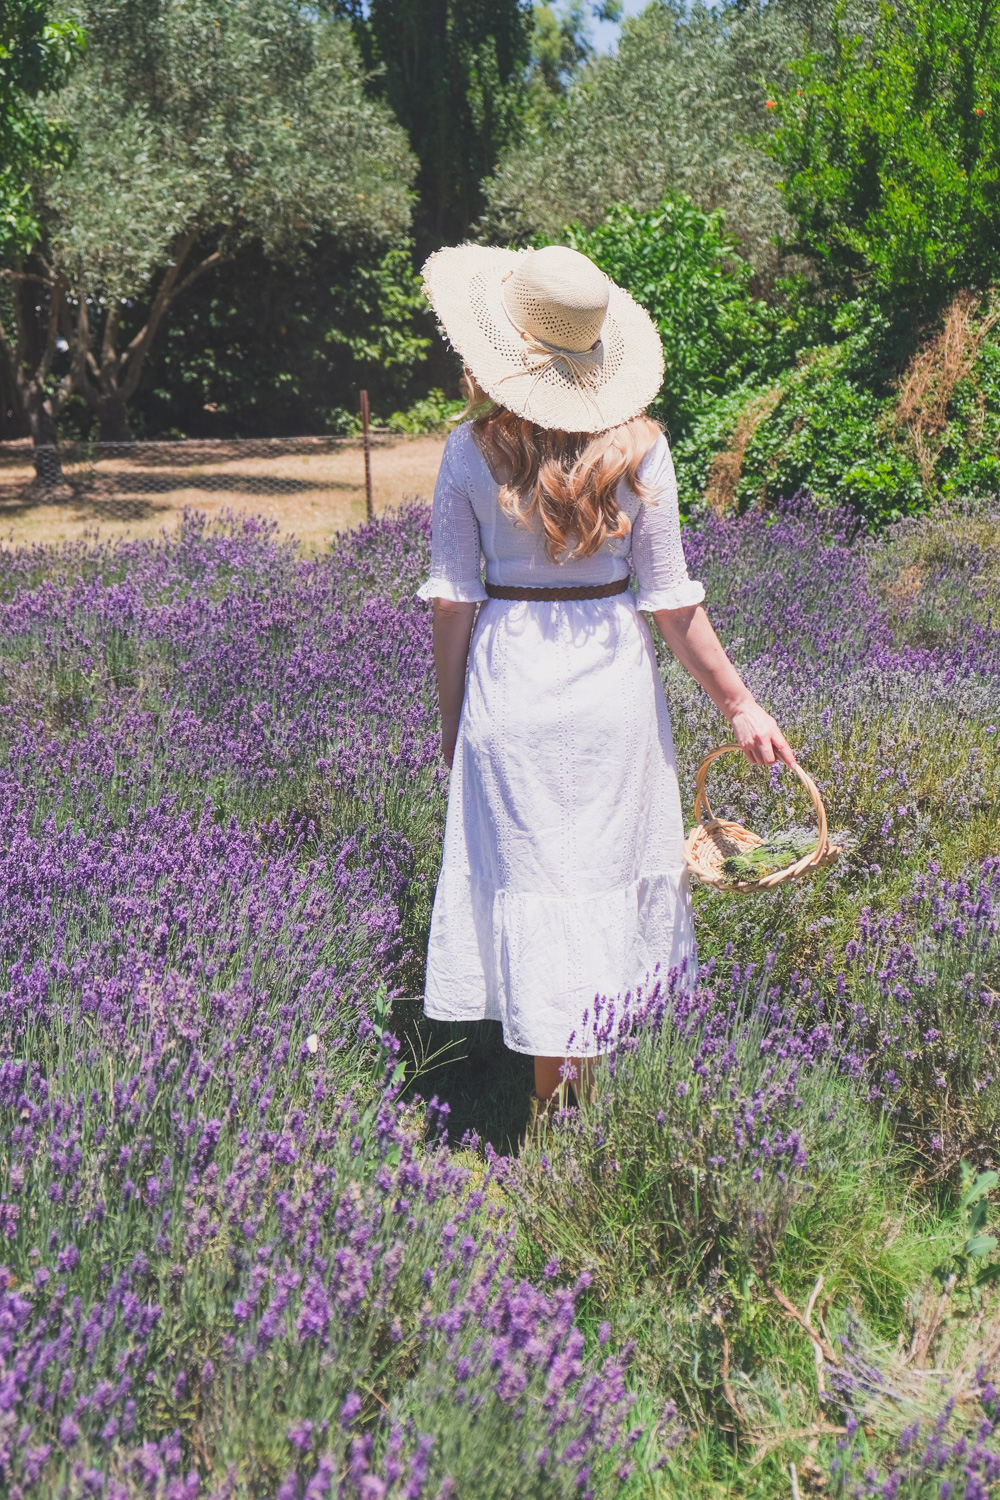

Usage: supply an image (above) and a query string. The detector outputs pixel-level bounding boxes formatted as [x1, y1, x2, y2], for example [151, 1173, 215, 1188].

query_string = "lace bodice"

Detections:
[417, 423, 704, 612]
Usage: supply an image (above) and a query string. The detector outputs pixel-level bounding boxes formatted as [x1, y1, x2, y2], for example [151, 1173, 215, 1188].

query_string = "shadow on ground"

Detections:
[0, 470, 354, 512]
[395, 1001, 534, 1158]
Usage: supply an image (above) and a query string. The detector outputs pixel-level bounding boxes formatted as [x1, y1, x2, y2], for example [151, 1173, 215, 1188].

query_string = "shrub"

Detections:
[0, 1034, 652, 1498]
[830, 858, 1000, 1169]
[559, 194, 833, 446]
[385, 389, 467, 436]
[483, 0, 858, 279]
[673, 291, 1000, 525]
[559, 197, 761, 442]
[760, 0, 1000, 309]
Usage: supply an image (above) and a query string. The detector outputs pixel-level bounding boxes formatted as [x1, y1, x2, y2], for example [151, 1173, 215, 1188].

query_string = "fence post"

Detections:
[360, 390, 374, 523]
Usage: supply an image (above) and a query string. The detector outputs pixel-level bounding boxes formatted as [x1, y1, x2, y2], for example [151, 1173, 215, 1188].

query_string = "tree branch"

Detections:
[55, 296, 100, 417]
[38, 272, 67, 385]
[172, 247, 228, 301]
[101, 297, 122, 375]
[116, 225, 203, 403]
[0, 268, 53, 288]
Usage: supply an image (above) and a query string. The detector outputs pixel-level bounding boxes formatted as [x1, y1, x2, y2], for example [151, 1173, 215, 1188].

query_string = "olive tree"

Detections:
[0, 0, 414, 477]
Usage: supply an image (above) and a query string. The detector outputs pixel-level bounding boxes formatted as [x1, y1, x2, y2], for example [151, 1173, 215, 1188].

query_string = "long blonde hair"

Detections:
[462, 372, 660, 562]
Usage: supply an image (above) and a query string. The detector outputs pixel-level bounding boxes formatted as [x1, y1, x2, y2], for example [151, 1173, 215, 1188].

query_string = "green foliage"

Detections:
[560, 194, 830, 442]
[351, 0, 532, 246]
[385, 388, 466, 435]
[696, 340, 924, 526]
[529, 1, 592, 96]
[760, 0, 1000, 308]
[45, 2, 412, 292]
[0, 0, 83, 254]
[561, 197, 756, 439]
[125, 239, 431, 440]
[0, 1, 416, 449]
[932, 1165, 1000, 1300]
[326, 246, 431, 379]
[670, 288, 1000, 526]
[484, 0, 862, 278]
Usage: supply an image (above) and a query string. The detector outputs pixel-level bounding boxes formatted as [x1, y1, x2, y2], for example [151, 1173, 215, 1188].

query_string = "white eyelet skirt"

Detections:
[423, 594, 697, 1057]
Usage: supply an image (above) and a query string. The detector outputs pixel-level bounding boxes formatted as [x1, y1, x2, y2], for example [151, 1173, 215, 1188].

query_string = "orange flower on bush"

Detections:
[766, 99, 776, 109]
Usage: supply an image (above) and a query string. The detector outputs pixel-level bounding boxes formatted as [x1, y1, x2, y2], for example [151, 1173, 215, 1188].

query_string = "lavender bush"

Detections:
[506, 963, 870, 1288]
[825, 1327, 1000, 1499]
[0, 1001, 657, 1498]
[0, 494, 998, 1496]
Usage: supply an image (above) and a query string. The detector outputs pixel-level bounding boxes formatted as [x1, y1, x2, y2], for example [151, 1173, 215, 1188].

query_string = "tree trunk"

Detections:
[11, 376, 66, 486]
[97, 390, 133, 444]
[2, 259, 68, 485]
[26, 401, 64, 485]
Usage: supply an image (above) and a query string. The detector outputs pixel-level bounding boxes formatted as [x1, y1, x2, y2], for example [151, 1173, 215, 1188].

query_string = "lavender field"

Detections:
[1, 498, 999, 1500]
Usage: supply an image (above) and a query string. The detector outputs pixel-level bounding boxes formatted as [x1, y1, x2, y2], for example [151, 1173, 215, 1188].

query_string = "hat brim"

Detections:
[422, 245, 665, 434]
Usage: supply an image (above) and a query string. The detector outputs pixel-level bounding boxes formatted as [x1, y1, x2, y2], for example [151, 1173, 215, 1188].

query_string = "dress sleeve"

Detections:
[630, 436, 705, 612]
[416, 431, 489, 603]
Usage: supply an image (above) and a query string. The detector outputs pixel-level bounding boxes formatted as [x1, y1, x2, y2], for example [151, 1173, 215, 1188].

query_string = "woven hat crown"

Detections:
[503, 246, 609, 353]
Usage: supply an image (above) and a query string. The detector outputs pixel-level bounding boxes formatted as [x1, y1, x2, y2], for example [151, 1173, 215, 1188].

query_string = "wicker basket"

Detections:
[684, 744, 839, 892]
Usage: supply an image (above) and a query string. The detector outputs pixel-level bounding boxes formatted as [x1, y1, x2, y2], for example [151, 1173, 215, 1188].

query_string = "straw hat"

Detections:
[421, 243, 664, 434]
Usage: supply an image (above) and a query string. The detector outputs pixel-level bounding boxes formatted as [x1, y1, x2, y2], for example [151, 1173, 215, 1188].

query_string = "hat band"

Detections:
[495, 300, 605, 425]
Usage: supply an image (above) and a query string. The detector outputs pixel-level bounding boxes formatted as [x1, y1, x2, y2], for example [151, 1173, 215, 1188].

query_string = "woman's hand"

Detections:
[441, 711, 461, 770]
[729, 700, 796, 767]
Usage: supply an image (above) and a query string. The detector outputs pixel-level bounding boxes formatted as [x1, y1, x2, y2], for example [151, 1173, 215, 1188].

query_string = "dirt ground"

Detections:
[0, 434, 446, 550]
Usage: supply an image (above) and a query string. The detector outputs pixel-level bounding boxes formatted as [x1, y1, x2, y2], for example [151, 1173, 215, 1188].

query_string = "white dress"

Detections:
[418, 423, 704, 1057]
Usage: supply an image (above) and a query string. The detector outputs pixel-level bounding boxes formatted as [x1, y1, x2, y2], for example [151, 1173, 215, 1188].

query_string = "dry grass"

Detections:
[703, 386, 782, 515]
[894, 289, 1000, 486]
[0, 433, 446, 550]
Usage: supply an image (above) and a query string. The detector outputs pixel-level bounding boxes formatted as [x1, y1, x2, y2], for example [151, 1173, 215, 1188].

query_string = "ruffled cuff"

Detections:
[635, 578, 705, 612]
[416, 576, 489, 604]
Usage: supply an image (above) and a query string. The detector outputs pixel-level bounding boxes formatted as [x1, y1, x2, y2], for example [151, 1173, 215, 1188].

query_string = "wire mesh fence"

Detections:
[0, 433, 440, 547]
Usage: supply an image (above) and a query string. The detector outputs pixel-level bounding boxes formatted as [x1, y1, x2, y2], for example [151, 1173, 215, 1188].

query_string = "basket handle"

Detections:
[692, 744, 829, 863]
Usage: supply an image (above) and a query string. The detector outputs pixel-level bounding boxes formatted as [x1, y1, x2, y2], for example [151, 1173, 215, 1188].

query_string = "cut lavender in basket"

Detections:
[720, 826, 820, 881]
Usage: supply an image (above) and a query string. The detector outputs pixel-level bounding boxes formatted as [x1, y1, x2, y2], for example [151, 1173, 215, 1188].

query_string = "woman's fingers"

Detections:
[732, 709, 797, 768]
[774, 729, 798, 769]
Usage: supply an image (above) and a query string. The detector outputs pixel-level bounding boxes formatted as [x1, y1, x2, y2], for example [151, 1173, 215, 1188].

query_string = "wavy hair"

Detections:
[462, 372, 661, 562]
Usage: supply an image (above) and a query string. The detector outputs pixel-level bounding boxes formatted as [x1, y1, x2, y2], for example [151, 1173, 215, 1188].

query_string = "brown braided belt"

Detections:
[484, 576, 631, 602]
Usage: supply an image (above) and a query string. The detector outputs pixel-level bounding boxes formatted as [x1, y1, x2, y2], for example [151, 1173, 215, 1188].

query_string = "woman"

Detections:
[417, 244, 793, 1118]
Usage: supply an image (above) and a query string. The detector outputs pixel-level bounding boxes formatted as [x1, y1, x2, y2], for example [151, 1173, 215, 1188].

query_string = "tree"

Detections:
[0, 0, 414, 478]
[522, 2, 622, 131]
[759, 0, 1000, 310]
[348, 0, 533, 248]
[483, 0, 880, 283]
[0, 0, 83, 257]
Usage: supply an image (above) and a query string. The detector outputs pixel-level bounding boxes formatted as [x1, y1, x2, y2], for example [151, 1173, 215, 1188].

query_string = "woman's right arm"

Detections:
[631, 437, 793, 768]
[653, 602, 795, 767]
[433, 599, 477, 768]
